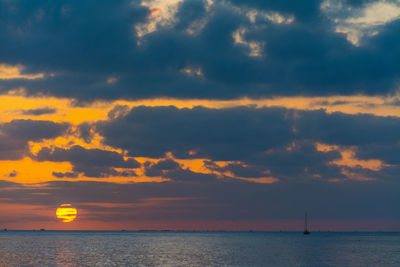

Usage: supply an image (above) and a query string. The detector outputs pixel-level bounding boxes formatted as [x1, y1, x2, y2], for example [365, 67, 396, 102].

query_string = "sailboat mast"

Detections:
[305, 212, 308, 231]
[303, 211, 310, 234]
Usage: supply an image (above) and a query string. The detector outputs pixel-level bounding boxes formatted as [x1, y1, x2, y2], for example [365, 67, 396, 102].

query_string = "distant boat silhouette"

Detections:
[303, 212, 310, 235]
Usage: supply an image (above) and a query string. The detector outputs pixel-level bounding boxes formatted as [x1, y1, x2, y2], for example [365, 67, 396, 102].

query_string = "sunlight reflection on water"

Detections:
[0, 231, 398, 266]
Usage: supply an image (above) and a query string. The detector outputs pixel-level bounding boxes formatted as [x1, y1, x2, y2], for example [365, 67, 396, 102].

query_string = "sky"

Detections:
[0, 0, 400, 231]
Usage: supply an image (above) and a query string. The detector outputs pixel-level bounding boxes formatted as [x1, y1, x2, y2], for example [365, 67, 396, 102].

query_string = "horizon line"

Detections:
[2, 229, 400, 233]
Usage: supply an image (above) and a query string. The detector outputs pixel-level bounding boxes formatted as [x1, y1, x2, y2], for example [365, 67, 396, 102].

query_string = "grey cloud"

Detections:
[0, 119, 69, 160]
[0, 0, 399, 100]
[4, 170, 18, 178]
[362, 144, 400, 165]
[97, 106, 294, 161]
[144, 159, 181, 177]
[21, 107, 57, 116]
[107, 105, 131, 120]
[0, 119, 68, 141]
[77, 122, 94, 143]
[297, 110, 400, 146]
[145, 159, 217, 182]
[204, 160, 271, 178]
[165, 168, 217, 182]
[175, 0, 207, 31]
[261, 143, 344, 181]
[52, 171, 79, 179]
[0, 0, 147, 72]
[35, 145, 140, 178]
[96, 105, 400, 181]
[227, 0, 322, 21]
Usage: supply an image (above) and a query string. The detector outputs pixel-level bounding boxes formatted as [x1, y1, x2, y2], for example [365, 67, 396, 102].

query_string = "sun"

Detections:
[56, 204, 77, 223]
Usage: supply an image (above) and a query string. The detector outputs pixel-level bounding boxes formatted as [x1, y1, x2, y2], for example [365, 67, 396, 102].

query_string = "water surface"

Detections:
[0, 231, 398, 266]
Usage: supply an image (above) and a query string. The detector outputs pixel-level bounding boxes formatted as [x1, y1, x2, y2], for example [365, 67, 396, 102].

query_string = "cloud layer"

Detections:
[0, 0, 400, 101]
[1, 0, 400, 230]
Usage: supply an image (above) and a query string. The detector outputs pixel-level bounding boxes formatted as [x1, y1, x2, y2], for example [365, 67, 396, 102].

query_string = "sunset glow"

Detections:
[1, 0, 400, 233]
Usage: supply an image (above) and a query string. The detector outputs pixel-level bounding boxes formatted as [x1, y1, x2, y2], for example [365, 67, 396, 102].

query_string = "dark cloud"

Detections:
[144, 159, 181, 177]
[95, 105, 400, 181]
[107, 105, 131, 120]
[204, 141, 344, 181]
[227, 0, 322, 21]
[0, 0, 399, 100]
[145, 158, 217, 182]
[77, 122, 94, 143]
[175, 0, 207, 31]
[165, 167, 217, 182]
[260, 142, 344, 181]
[4, 170, 18, 178]
[0, 119, 68, 141]
[21, 107, 57, 116]
[0, 0, 147, 71]
[52, 171, 78, 179]
[35, 145, 140, 178]
[297, 110, 400, 146]
[98, 106, 294, 160]
[204, 160, 270, 178]
[0, 119, 69, 160]
[357, 143, 400, 166]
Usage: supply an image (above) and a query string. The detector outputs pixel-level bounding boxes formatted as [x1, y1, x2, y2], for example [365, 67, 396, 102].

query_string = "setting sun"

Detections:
[56, 204, 77, 223]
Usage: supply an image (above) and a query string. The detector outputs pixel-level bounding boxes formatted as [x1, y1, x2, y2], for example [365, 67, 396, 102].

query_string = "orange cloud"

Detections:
[0, 64, 45, 80]
[331, 149, 386, 172]
[316, 142, 388, 181]
[2, 93, 400, 127]
[1, 92, 398, 185]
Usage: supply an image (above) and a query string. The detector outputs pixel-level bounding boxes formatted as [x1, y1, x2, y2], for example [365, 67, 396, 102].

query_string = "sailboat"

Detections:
[303, 211, 310, 235]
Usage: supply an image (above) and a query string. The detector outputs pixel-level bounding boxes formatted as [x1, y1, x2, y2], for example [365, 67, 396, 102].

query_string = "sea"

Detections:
[0, 231, 398, 266]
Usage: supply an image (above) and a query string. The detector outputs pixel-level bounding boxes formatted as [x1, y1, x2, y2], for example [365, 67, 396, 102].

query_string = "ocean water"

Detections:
[0, 231, 398, 266]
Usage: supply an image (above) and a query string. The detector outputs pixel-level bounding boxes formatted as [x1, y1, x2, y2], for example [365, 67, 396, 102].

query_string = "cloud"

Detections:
[52, 171, 78, 179]
[20, 107, 57, 116]
[4, 170, 18, 178]
[358, 143, 400, 165]
[297, 110, 400, 146]
[94, 105, 400, 182]
[227, 0, 322, 21]
[1, 0, 400, 229]
[258, 141, 345, 181]
[77, 122, 95, 143]
[163, 167, 218, 182]
[0, 64, 45, 80]
[322, 0, 400, 46]
[144, 158, 181, 177]
[0, 119, 69, 160]
[144, 158, 217, 182]
[97, 106, 294, 160]
[34, 145, 140, 178]
[0, 119, 68, 141]
[0, 0, 399, 101]
[136, 0, 186, 37]
[204, 160, 269, 178]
